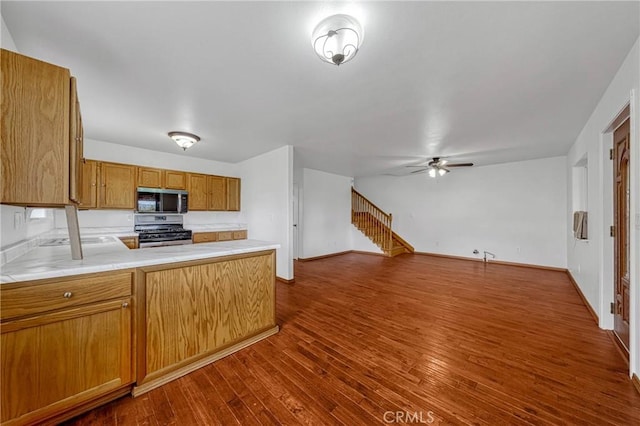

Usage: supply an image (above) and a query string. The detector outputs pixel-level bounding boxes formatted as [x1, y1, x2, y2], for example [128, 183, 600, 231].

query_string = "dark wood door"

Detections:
[613, 118, 630, 352]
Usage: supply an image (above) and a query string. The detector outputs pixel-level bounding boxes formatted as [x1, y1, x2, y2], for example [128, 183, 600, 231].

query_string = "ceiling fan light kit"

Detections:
[407, 157, 474, 177]
[311, 14, 363, 66]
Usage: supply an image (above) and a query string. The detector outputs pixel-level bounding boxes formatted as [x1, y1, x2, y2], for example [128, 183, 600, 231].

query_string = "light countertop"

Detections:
[186, 224, 247, 232]
[1, 238, 278, 284]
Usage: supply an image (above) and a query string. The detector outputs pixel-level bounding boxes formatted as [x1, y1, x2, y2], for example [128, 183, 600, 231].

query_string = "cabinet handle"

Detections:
[122, 302, 129, 308]
[63, 292, 73, 298]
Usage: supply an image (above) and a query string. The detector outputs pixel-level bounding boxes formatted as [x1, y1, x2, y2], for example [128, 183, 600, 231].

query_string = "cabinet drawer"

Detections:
[217, 231, 233, 241]
[1, 272, 132, 321]
[192, 232, 217, 244]
[232, 230, 247, 240]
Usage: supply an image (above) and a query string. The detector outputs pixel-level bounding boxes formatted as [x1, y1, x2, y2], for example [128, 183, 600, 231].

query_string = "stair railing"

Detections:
[351, 188, 393, 252]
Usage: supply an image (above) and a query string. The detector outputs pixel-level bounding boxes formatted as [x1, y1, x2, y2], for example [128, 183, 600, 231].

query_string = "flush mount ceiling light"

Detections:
[312, 14, 363, 66]
[168, 131, 200, 151]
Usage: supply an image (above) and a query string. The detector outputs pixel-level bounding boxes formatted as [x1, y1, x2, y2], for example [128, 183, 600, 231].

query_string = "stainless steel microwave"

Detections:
[136, 188, 188, 214]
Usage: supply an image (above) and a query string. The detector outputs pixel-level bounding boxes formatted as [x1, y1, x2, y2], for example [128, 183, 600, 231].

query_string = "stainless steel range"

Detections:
[134, 214, 192, 248]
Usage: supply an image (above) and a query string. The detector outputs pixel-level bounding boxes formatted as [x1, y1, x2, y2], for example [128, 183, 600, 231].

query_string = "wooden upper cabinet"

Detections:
[226, 177, 241, 211]
[0, 49, 83, 206]
[69, 77, 83, 204]
[164, 170, 186, 190]
[207, 176, 227, 211]
[137, 167, 163, 189]
[99, 162, 136, 209]
[187, 173, 208, 211]
[79, 159, 98, 209]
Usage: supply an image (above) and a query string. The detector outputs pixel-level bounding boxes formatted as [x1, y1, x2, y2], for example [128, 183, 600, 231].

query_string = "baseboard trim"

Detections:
[633, 374, 640, 395]
[133, 326, 279, 397]
[351, 250, 386, 257]
[297, 250, 353, 262]
[414, 251, 566, 272]
[566, 271, 599, 325]
[606, 330, 630, 365]
[276, 276, 295, 284]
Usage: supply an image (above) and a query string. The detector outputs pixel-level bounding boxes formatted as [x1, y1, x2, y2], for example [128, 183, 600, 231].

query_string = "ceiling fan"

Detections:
[407, 157, 474, 177]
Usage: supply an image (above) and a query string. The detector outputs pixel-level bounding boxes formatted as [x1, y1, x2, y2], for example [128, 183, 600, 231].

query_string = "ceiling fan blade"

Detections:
[406, 165, 429, 168]
[446, 163, 474, 167]
[410, 168, 428, 174]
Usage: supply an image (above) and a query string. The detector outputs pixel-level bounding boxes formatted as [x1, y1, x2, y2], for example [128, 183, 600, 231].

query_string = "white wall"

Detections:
[355, 156, 567, 268]
[300, 169, 352, 259]
[240, 146, 293, 280]
[1, 13, 17, 51]
[566, 37, 639, 377]
[351, 226, 383, 254]
[0, 206, 56, 248]
[84, 138, 239, 177]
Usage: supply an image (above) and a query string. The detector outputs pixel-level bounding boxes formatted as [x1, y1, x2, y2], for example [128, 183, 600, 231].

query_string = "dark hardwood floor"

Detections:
[66, 253, 640, 425]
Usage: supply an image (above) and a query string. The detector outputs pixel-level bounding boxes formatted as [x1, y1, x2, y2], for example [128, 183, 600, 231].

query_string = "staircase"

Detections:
[351, 188, 414, 257]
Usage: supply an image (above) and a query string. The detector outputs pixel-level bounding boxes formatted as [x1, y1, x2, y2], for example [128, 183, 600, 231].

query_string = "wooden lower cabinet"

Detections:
[192, 230, 247, 244]
[232, 230, 247, 240]
[134, 251, 278, 394]
[118, 236, 139, 249]
[0, 272, 134, 425]
[192, 232, 217, 244]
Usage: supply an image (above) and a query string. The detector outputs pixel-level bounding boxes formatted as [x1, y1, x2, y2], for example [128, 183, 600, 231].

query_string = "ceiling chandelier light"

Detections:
[311, 14, 363, 66]
[168, 131, 200, 151]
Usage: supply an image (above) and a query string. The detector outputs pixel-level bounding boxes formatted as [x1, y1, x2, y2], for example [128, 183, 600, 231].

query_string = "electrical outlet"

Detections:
[516, 247, 521, 254]
[13, 212, 23, 229]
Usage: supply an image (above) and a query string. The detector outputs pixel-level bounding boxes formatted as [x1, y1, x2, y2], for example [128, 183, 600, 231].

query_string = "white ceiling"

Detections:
[2, 1, 639, 177]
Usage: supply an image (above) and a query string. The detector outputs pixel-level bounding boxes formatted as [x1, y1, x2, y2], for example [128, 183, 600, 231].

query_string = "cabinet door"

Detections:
[192, 232, 217, 244]
[232, 230, 247, 240]
[226, 177, 241, 211]
[143, 253, 275, 377]
[78, 159, 98, 209]
[207, 175, 227, 211]
[1, 49, 72, 206]
[99, 162, 136, 209]
[137, 167, 163, 189]
[217, 231, 233, 241]
[164, 170, 186, 190]
[187, 173, 208, 210]
[69, 77, 83, 204]
[0, 299, 132, 425]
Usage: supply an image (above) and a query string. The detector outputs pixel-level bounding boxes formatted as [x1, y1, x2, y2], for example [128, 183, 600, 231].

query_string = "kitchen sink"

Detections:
[40, 236, 114, 246]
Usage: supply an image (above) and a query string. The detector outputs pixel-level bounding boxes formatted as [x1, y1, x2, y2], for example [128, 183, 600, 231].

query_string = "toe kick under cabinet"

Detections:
[133, 250, 278, 395]
[0, 271, 135, 426]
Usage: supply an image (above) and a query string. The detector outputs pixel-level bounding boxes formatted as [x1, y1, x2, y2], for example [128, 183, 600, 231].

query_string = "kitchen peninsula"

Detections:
[0, 238, 279, 425]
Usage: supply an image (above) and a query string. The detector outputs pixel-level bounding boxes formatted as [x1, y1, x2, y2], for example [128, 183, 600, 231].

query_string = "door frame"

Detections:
[612, 117, 631, 351]
[600, 90, 638, 377]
